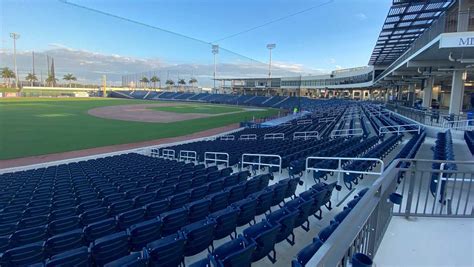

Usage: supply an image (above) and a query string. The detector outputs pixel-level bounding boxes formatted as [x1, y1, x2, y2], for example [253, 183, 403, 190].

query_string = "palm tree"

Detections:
[178, 79, 186, 91]
[189, 77, 198, 91]
[150, 76, 160, 90]
[165, 79, 174, 90]
[1, 67, 15, 87]
[45, 74, 58, 87]
[25, 73, 38, 87]
[63, 73, 77, 88]
[140, 77, 149, 89]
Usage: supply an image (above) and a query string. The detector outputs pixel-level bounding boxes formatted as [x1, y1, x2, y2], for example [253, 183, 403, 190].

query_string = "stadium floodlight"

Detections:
[212, 45, 219, 93]
[267, 43, 276, 88]
[10, 33, 20, 88]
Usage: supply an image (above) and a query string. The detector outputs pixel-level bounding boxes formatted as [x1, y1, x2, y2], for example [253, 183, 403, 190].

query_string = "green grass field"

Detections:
[148, 104, 244, 114]
[0, 98, 278, 160]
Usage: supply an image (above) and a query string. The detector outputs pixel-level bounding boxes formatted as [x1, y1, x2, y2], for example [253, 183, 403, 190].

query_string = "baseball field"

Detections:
[0, 98, 278, 160]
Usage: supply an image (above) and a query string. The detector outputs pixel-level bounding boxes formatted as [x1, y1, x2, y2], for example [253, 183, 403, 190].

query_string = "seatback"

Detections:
[10, 225, 48, 247]
[48, 215, 82, 235]
[128, 218, 162, 251]
[318, 221, 339, 242]
[50, 207, 78, 221]
[117, 208, 146, 230]
[190, 185, 209, 202]
[45, 229, 85, 256]
[226, 184, 246, 204]
[185, 199, 211, 223]
[231, 198, 257, 227]
[134, 192, 157, 208]
[104, 250, 149, 267]
[44, 246, 91, 267]
[145, 199, 169, 219]
[168, 192, 190, 210]
[109, 199, 135, 216]
[242, 220, 281, 262]
[206, 191, 229, 212]
[267, 183, 287, 206]
[18, 215, 49, 230]
[285, 197, 313, 229]
[83, 218, 118, 242]
[181, 219, 216, 256]
[266, 207, 298, 244]
[90, 231, 130, 266]
[147, 233, 186, 267]
[292, 238, 324, 267]
[208, 207, 239, 240]
[243, 178, 260, 196]
[80, 207, 109, 225]
[251, 190, 273, 216]
[210, 236, 255, 267]
[1, 241, 46, 266]
[159, 208, 188, 236]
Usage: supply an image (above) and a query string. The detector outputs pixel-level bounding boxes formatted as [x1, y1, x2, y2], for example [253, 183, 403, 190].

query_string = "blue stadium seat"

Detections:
[44, 229, 85, 256]
[104, 250, 149, 267]
[168, 192, 190, 210]
[156, 186, 175, 200]
[134, 192, 157, 208]
[11, 225, 48, 247]
[109, 199, 135, 216]
[206, 191, 230, 212]
[186, 199, 211, 223]
[117, 208, 146, 230]
[0, 235, 10, 253]
[225, 184, 246, 204]
[250, 190, 273, 216]
[80, 207, 109, 225]
[1, 211, 22, 224]
[90, 231, 130, 266]
[318, 221, 339, 242]
[191, 175, 208, 188]
[208, 207, 239, 240]
[0, 241, 46, 266]
[266, 183, 287, 207]
[84, 218, 118, 242]
[48, 215, 82, 235]
[77, 200, 103, 213]
[266, 207, 298, 245]
[128, 218, 162, 251]
[146, 233, 186, 267]
[18, 215, 49, 229]
[232, 198, 258, 226]
[210, 236, 256, 267]
[102, 193, 125, 205]
[124, 188, 145, 199]
[44, 246, 90, 266]
[207, 180, 224, 194]
[243, 178, 260, 196]
[50, 207, 78, 221]
[175, 180, 192, 193]
[24, 205, 51, 217]
[181, 219, 216, 256]
[333, 208, 352, 223]
[243, 220, 281, 263]
[190, 185, 209, 202]
[145, 199, 169, 219]
[284, 197, 313, 231]
[0, 222, 17, 236]
[159, 208, 188, 236]
[292, 238, 324, 267]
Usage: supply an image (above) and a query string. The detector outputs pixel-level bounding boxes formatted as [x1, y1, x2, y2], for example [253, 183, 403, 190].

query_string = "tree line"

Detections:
[1, 67, 77, 88]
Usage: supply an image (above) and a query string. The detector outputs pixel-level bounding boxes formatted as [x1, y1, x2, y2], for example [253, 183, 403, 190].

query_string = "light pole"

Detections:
[10, 32, 20, 88]
[267, 44, 276, 96]
[212, 45, 219, 94]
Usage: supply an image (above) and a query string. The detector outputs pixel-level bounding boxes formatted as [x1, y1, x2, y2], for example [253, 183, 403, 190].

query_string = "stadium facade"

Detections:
[218, 0, 474, 115]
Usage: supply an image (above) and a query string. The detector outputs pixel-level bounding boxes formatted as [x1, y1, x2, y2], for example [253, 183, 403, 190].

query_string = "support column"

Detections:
[422, 77, 434, 108]
[407, 84, 415, 106]
[458, 0, 469, 32]
[449, 70, 466, 115]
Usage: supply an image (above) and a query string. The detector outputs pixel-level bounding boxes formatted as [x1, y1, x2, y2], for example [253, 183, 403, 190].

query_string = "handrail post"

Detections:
[336, 159, 342, 202]
[434, 163, 446, 213]
[404, 161, 417, 219]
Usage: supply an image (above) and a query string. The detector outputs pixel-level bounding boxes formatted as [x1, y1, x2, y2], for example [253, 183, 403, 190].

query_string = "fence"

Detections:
[297, 119, 313, 125]
[442, 119, 474, 131]
[178, 150, 197, 163]
[307, 159, 474, 266]
[378, 124, 422, 135]
[161, 149, 175, 160]
[293, 131, 320, 140]
[239, 134, 257, 141]
[330, 128, 364, 137]
[319, 117, 337, 123]
[204, 152, 229, 167]
[241, 153, 282, 173]
[219, 135, 235, 141]
[263, 133, 285, 140]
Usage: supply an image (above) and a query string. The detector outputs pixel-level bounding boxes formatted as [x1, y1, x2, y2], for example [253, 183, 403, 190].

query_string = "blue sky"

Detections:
[1, 0, 391, 84]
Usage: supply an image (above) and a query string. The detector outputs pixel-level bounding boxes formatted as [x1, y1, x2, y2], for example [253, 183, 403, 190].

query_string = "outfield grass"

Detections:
[0, 98, 278, 160]
[148, 104, 244, 114]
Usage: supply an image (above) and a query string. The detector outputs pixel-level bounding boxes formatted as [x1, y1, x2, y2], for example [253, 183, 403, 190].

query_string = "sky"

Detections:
[0, 0, 391, 85]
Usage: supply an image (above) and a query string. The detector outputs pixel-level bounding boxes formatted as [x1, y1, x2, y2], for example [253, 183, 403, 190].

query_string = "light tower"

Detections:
[266, 44, 276, 94]
[10, 32, 20, 88]
[212, 45, 219, 94]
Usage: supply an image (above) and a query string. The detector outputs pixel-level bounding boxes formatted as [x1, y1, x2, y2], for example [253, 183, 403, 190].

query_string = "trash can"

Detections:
[352, 253, 373, 267]
[467, 111, 473, 126]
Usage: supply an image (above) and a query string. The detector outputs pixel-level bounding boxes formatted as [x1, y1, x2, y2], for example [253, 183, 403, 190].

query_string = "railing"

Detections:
[239, 134, 257, 141]
[219, 135, 235, 141]
[179, 150, 197, 163]
[319, 117, 337, 123]
[297, 119, 313, 125]
[204, 152, 229, 167]
[293, 131, 320, 140]
[442, 119, 474, 131]
[378, 124, 422, 135]
[263, 133, 285, 140]
[281, 122, 293, 126]
[241, 153, 282, 173]
[305, 156, 384, 201]
[161, 149, 175, 160]
[150, 148, 159, 158]
[393, 160, 474, 218]
[330, 128, 364, 137]
[307, 159, 474, 266]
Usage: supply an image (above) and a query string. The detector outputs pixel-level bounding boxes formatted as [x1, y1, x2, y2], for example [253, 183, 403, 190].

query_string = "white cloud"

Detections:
[355, 13, 367, 21]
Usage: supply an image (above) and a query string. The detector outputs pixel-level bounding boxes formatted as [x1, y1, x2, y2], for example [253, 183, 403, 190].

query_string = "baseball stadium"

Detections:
[1, 0, 473, 266]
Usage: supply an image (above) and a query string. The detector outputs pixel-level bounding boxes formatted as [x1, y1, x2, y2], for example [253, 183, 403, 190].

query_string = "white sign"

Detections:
[440, 33, 474, 48]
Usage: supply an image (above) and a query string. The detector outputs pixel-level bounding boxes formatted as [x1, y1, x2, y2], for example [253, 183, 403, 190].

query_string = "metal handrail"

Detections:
[161, 149, 175, 160]
[293, 131, 320, 140]
[330, 128, 364, 137]
[179, 150, 197, 163]
[378, 124, 422, 135]
[239, 134, 257, 141]
[219, 135, 235, 141]
[241, 153, 282, 173]
[204, 152, 229, 167]
[263, 133, 285, 140]
[297, 119, 313, 125]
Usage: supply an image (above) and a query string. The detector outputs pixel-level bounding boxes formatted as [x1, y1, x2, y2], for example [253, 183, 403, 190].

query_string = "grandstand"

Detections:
[1, 0, 473, 267]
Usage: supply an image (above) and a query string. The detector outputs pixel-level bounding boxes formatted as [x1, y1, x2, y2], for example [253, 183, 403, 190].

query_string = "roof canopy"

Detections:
[369, 0, 454, 66]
